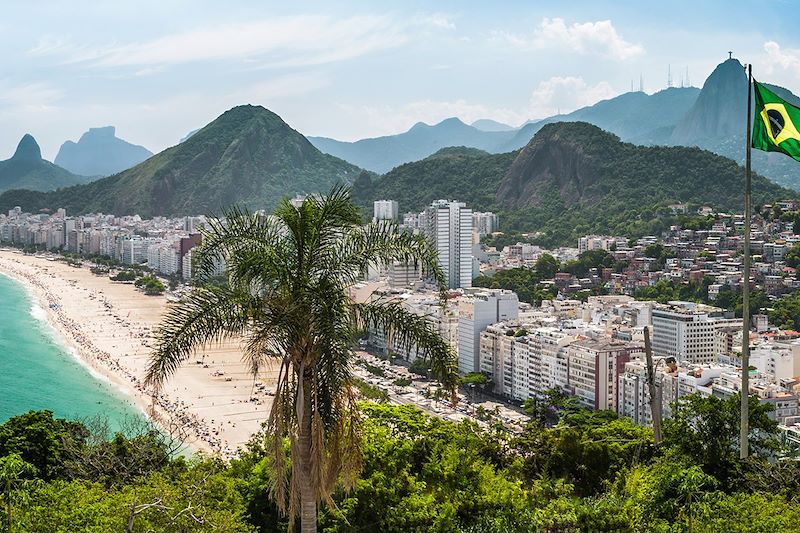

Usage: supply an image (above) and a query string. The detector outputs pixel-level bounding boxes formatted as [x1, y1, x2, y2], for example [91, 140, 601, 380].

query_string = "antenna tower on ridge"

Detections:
[667, 64, 673, 88]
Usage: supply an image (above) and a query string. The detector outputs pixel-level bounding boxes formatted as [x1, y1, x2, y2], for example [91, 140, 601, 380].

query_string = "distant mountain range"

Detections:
[308, 118, 514, 174]
[354, 122, 792, 246]
[55, 127, 152, 177]
[0, 135, 90, 194]
[308, 87, 700, 174]
[312, 57, 800, 189]
[0, 106, 362, 217]
[471, 119, 516, 132]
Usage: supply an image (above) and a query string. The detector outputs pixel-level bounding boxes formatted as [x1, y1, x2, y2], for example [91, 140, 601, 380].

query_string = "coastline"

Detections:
[0, 250, 277, 457]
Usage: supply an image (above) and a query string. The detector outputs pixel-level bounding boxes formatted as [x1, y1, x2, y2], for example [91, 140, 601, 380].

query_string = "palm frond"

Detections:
[352, 301, 459, 391]
[144, 285, 258, 389]
[193, 207, 288, 285]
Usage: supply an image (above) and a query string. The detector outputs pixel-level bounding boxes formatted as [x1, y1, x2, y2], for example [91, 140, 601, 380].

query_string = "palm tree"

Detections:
[144, 187, 458, 532]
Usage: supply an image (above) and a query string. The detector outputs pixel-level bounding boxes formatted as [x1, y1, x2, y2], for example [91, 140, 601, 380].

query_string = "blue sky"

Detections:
[2, 0, 800, 159]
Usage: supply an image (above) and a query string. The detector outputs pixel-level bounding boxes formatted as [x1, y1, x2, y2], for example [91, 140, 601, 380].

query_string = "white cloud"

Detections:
[491, 17, 644, 60]
[528, 76, 616, 117]
[28, 15, 407, 70]
[226, 73, 330, 103]
[419, 13, 456, 30]
[763, 41, 800, 76]
[0, 82, 63, 110]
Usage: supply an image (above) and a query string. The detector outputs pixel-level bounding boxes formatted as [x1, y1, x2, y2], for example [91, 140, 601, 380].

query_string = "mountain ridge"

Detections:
[0, 135, 90, 194]
[355, 121, 793, 246]
[55, 126, 153, 177]
[0, 106, 363, 217]
[310, 87, 701, 173]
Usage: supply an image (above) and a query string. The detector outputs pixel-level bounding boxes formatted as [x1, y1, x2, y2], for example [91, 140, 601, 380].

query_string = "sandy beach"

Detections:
[0, 249, 278, 457]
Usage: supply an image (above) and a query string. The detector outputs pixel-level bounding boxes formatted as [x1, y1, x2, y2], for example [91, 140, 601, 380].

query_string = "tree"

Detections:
[0, 454, 36, 532]
[144, 187, 457, 532]
[662, 393, 778, 489]
[534, 253, 560, 279]
[0, 411, 85, 480]
[786, 244, 800, 269]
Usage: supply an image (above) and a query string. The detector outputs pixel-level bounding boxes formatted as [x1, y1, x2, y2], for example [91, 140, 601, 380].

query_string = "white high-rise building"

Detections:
[651, 301, 742, 364]
[472, 212, 499, 237]
[373, 200, 399, 221]
[458, 289, 518, 374]
[425, 200, 473, 289]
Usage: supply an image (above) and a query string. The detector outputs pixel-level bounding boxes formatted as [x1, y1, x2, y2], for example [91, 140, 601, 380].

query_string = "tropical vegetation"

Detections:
[2, 390, 799, 532]
[144, 187, 458, 531]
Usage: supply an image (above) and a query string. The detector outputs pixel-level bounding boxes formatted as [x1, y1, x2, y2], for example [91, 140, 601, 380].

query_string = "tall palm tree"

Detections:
[144, 186, 458, 532]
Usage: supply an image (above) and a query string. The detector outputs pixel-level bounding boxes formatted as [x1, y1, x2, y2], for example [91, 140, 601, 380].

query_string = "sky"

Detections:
[3, 0, 800, 160]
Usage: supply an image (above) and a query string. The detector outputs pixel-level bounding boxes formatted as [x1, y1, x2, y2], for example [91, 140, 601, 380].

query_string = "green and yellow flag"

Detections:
[752, 81, 800, 162]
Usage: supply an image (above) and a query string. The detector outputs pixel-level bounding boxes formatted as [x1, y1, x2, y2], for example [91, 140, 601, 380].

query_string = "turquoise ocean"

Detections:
[0, 273, 143, 429]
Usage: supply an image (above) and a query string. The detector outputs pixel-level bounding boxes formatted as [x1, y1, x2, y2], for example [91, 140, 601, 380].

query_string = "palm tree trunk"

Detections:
[298, 372, 317, 533]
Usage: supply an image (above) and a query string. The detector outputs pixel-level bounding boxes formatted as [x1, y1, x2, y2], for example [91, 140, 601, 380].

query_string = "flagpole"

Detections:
[740, 62, 752, 460]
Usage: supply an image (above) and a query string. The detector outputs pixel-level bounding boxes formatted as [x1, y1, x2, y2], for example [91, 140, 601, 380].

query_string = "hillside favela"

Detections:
[4, 2, 800, 532]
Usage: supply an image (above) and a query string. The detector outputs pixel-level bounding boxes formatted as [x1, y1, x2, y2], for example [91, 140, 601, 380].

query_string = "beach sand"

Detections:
[0, 249, 278, 456]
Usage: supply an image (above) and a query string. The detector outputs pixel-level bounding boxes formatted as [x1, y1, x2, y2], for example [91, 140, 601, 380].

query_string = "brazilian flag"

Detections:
[752, 81, 800, 162]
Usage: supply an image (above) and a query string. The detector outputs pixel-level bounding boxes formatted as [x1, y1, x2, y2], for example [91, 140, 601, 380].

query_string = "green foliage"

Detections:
[110, 270, 137, 282]
[522, 388, 583, 427]
[481, 231, 536, 250]
[770, 290, 800, 330]
[134, 275, 166, 295]
[634, 276, 715, 304]
[786, 243, 800, 268]
[563, 249, 615, 277]
[473, 265, 558, 305]
[352, 379, 390, 403]
[0, 411, 84, 481]
[534, 253, 560, 279]
[408, 357, 431, 377]
[662, 394, 778, 490]
[361, 361, 386, 377]
[460, 372, 489, 387]
[11, 463, 254, 532]
[4, 396, 800, 532]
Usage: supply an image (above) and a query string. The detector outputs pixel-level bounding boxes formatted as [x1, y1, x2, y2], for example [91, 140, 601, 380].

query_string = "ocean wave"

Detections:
[30, 303, 47, 322]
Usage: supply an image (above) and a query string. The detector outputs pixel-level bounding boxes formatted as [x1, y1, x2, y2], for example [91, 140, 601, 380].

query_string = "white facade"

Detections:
[472, 212, 499, 237]
[373, 200, 399, 221]
[458, 289, 518, 374]
[652, 302, 742, 364]
[618, 358, 679, 425]
[425, 200, 473, 289]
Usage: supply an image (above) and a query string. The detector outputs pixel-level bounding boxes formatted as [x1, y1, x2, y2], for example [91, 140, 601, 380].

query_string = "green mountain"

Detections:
[0, 105, 363, 217]
[669, 57, 800, 189]
[311, 88, 699, 174]
[0, 135, 89, 193]
[356, 122, 793, 246]
[55, 126, 153, 177]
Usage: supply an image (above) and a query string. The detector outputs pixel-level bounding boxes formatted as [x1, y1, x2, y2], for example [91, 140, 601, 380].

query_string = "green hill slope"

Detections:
[0, 106, 363, 217]
[358, 122, 793, 246]
[0, 135, 89, 193]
